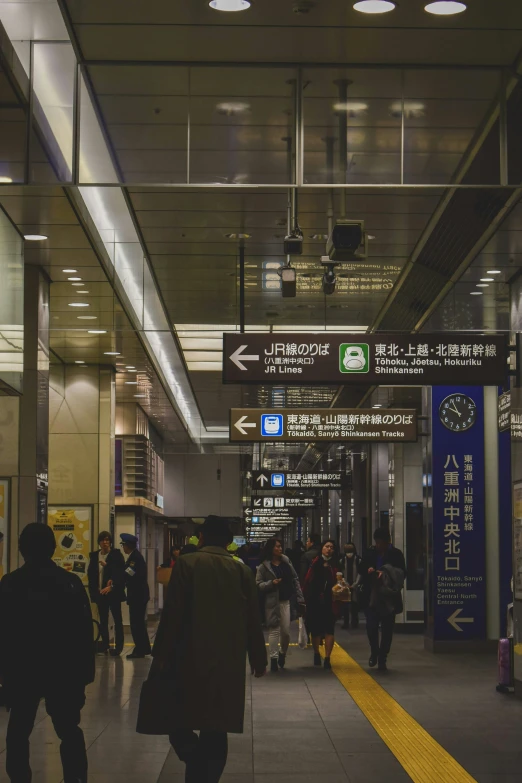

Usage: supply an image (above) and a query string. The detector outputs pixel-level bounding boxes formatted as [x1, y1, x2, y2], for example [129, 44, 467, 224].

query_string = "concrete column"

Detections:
[484, 385, 500, 640]
[48, 364, 115, 541]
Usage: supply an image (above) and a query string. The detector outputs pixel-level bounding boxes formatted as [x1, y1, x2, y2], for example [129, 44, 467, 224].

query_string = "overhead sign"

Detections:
[230, 408, 417, 443]
[498, 391, 511, 433]
[250, 496, 317, 509]
[431, 386, 486, 641]
[252, 470, 348, 490]
[223, 333, 507, 386]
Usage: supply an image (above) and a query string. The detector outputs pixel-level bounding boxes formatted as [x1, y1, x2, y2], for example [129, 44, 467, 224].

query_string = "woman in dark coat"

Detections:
[303, 539, 340, 670]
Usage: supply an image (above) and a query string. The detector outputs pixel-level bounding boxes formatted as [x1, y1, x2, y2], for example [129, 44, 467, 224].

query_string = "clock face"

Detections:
[439, 394, 477, 432]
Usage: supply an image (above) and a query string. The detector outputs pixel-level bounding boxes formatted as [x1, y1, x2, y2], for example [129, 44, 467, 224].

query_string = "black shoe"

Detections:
[314, 653, 322, 667]
[270, 658, 279, 673]
[369, 653, 378, 668]
[110, 649, 122, 657]
[378, 659, 388, 671]
[97, 648, 109, 656]
[126, 652, 145, 659]
[278, 652, 286, 669]
[324, 657, 332, 670]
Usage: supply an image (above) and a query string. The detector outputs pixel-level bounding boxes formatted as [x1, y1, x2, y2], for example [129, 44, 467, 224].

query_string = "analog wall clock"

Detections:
[439, 394, 477, 432]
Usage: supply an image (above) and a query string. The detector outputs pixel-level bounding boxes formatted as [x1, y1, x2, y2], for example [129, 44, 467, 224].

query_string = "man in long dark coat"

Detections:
[152, 515, 267, 782]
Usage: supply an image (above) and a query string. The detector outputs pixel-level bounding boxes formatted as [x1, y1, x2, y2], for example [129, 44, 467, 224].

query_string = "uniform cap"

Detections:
[120, 533, 138, 546]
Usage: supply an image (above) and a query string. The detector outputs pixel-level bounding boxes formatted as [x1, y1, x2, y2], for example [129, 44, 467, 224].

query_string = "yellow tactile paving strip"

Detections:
[331, 644, 478, 783]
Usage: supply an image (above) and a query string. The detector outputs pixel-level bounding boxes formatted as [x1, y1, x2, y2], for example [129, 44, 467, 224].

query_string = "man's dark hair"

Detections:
[180, 544, 198, 555]
[201, 515, 233, 548]
[98, 530, 113, 545]
[19, 523, 56, 561]
[261, 538, 282, 563]
[373, 527, 391, 543]
[308, 533, 321, 548]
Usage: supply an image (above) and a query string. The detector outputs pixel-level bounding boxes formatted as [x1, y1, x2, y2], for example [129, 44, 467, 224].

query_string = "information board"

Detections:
[48, 506, 92, 586]
[250, 496, 317, 509]
[224, 333, 507, 386]
[231, 408, 417, 443]
[431, 386, 486, 641]
[252, 470, 347, 490]
[498, 391, 511, 432]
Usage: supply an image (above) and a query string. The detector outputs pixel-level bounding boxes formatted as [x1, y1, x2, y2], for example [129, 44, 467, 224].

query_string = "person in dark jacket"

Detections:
[88, 530, 126, 656]
[299, 532, 321, 585]
[0, 522, 95, 783]
[339, 542, 361, 630]
[359, 527, 406, 671]
[120, 532, 151, 659]
[151, 515, 267, 783]
[303, 539, 340, 670]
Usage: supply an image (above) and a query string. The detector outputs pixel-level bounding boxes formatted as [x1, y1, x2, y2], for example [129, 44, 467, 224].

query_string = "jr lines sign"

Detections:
[230, 408, 418, 443]
[223, 333, 507, 386]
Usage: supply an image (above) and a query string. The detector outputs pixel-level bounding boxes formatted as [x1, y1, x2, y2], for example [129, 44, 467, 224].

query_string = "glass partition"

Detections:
[0, 209, 23, 392]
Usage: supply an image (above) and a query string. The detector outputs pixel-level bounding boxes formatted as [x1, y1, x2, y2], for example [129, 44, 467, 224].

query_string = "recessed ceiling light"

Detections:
[134, 394, 147, 398]
[74, 361, 85, 364]
[353, 0, 395, 12]
[24, 234, 47, 241]
[77, 290, 89, 294]
[88, 330, 107, 334]
[104, 352, 120, 356]
[67, 277, 82, 281]
[425, 0, 466, 14]
[125, 366, 136, 369]
[470, 292, 483, 296]
[209, 0, 250, 9]
[216, 101, 250, 115]
[487, 270, 501, 274]
[71, 283, 84, 286]
[333, 101, 368, 114]
[62, 269, 77, 273]
[367, 235, 376, 240]
[476, 283, 489, 287]
[372, 404, 382, 408]
[0, 176, 13, 183]
[77, 316, 97, 320]
[480, 278, 494, 282]
[125, 381, 138, 385]
[68, 302, 89, 307]
[127, 369, 137, 373]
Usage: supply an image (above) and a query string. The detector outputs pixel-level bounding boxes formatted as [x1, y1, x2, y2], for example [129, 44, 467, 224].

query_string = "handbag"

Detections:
[298, 617, 308, 649]
[136, 667, 181, 735]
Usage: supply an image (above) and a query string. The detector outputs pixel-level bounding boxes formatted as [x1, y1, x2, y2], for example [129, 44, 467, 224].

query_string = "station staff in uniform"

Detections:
[120, 533, 151, 659]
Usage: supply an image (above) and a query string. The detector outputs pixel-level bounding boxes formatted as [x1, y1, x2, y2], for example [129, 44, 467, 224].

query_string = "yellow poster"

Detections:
[0, 479, 8, 579]
[48, 507, 92, 586]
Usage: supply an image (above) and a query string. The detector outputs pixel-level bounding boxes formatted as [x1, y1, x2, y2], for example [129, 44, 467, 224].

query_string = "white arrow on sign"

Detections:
[254, 498, 262, 507]
[230, 345, 259, 371]
[256, 473, 269, 487]
[447, 608, 474, 632]
[234, 415, 257, 435]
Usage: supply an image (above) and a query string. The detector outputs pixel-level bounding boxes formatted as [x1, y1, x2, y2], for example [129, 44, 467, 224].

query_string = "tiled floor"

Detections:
[1, 624, 522, 782]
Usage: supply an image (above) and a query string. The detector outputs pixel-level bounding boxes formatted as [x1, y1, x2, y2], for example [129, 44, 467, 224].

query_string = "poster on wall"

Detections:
[0, 479, 9, 579]
[513, 482, 522, 601]
[48, 507, 92, 586]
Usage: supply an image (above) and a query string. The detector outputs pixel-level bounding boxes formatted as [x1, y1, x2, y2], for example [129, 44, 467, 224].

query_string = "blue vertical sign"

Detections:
[432, 386, 486, 640]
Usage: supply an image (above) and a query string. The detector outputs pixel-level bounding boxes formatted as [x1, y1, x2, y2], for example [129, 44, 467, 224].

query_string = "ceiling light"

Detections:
[353, 0, 395, 12]
[476, 284, 489, 287]
[209, 0, 250, 9]
[480, 278, 494, 282]
[125, 381, 138, 385]
[24, 234, 47, 241]
[372, 404, 382, 408]
[68, 277, 82, 281]
[62, 269, 77, 273]
[125, 366, 136, 369]
[0, 176, 13, 183]
[216, 101, 250, 115]
[127, 368, 137, 373]
[134, 394, 147, 398]
[88, 330, 107, 334]
[71, 283, 84, 286]
[333, 101, 368, 114]
[104, 352, 120, 356]
[425, 1, 466, 14]
[77, 290, 89, 294]
[68, 302, 89, 307]
[487, 270, 501, 274]
[77, 316, 97, 320]
[470, 292, 482, 296]
[74, 361, 85, 365]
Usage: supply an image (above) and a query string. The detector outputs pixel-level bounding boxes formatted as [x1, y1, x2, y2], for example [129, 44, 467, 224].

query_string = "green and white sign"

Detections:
[340, 343, 369, 373]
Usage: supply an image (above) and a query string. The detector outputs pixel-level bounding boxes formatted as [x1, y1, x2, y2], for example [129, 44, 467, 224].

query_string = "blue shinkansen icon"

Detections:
[261, 414, 283, 437]
[271, 473, 285, 487]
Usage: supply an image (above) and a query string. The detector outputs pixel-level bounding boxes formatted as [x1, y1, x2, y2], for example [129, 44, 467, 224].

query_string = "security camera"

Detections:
[322, 266, 336, 295]
[326, 219, 367, 262]
[283, 232, 303, 255]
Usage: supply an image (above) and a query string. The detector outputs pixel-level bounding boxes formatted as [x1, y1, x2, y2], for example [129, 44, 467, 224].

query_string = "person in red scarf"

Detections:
[303, 539, 341, 670]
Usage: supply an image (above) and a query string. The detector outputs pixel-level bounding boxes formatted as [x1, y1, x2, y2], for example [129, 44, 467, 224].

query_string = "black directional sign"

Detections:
[231, 408, 418, 443]
[250, 496, 317, 509]
[252, 471, 348, 490]
[223, 333, 507, 386]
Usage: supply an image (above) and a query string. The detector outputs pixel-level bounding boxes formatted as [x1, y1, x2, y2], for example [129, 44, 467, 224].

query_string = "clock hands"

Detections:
[449, 402, 461, 417]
